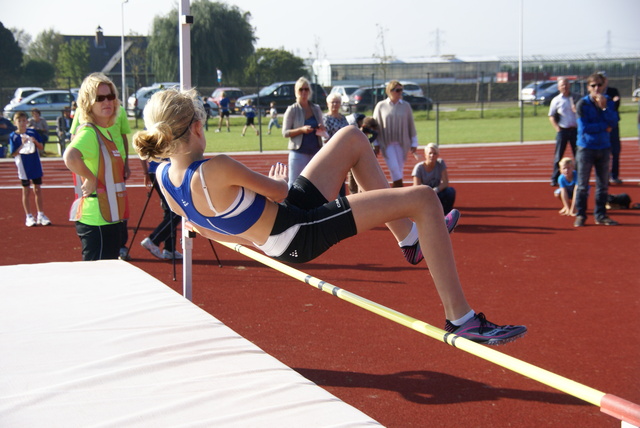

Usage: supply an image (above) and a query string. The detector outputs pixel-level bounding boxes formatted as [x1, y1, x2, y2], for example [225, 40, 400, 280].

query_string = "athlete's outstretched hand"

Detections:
[269, 162, 288, 184]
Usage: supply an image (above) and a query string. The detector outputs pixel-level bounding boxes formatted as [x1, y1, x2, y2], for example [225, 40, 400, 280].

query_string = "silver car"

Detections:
[127, 83, 179, 118]
[3, 90, 76, 121]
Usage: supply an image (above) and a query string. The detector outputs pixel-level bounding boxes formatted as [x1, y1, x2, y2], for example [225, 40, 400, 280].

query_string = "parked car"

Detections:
[127, 83, 180, 118]
[343, 86, 432, 113]
[9, 87, 44, 105]
[396, 81, 425, 97]
[3, 90, 76, 121]
[329, 85, 360, 105]
[236, 81, 328, 113]
[521, 81, 556, 104]
[207, 87, 244, 113]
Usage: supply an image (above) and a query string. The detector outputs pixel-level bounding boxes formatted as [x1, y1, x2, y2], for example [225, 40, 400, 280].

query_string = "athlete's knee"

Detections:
[332, 126, 369, 149]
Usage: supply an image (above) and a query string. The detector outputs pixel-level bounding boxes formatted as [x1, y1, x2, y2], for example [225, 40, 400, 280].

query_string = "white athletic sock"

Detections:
[450, 310, 476, 326]
[398, 222, 419, 247]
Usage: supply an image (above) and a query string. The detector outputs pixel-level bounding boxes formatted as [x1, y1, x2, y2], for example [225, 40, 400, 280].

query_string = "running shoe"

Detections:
[401, 209, 461, 265]
[162, 249, 183, 260]
[445, 312, 527, 345]
[401, 241, 423, 265]
[445, 209, 460, 233]
[36, 213, 51, 226]
[25, 215, 36, 227]
[141, 237, 163, 259]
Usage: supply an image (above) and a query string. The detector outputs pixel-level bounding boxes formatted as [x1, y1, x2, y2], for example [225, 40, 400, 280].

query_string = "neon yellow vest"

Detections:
[69, 124, 129, 223]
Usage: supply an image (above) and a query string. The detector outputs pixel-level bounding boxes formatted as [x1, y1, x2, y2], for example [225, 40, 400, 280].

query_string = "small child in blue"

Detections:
[554, 157, 577, 216]
[9, 111, 51, 227]
[267, 102, 280, 135]
[241, 99, 259, 136]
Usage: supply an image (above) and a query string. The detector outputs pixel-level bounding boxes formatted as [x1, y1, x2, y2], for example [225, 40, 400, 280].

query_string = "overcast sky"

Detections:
[4, 0, 639, 59]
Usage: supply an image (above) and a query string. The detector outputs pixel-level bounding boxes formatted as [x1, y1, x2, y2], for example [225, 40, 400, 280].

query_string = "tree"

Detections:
[244, 48, 306, 85]
[27, 29, 63, 64]
[147, 0, 255, 86]
[126, 32, 151, 89]
[190, 0, 255, 86]
[56, 39, 90, 87]
[10, 28, 31, 53]
[147, 11, 180, 82]
[0, 22, 23, 86]
[22, 59, 55, 87]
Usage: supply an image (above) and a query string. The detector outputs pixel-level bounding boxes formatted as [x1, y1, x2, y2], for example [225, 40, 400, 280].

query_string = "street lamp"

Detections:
[121, 0, 129, 103]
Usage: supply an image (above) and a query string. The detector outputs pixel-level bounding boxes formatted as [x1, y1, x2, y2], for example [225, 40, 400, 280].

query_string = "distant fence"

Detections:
[4, 76, 637, 112]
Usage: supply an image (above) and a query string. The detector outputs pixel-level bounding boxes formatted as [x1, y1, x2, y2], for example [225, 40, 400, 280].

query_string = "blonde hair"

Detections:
[326, 93, 341, 105]
[559, 157, 574, 168]
[133, 88, 206, 160]
[295, 77, 312, 100]
[76, 73, 120, 127]
[425, 142, 439, 155]
[385, 80, 402, 97]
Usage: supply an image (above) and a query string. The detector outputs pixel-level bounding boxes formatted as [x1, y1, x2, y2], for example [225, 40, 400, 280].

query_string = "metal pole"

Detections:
[435, 102, 440, 145]
[519, 0, 524, 143]
[257, 59, 262, 152]
[179, 0, 193, 301]
[426, 72, 431, 120]
[480, 71, 484, 119]
[121, 0, 128, 102]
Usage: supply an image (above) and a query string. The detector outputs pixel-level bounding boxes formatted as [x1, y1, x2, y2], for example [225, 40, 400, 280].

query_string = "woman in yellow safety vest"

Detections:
[63, 73, 129, 260]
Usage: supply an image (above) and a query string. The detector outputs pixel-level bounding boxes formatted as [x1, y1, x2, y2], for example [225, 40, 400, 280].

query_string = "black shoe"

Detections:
[595, 217, 619, 226]
[574, 216, 586, 227]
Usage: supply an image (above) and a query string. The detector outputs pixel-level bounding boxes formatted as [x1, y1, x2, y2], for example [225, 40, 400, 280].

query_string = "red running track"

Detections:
[0, 140, 639, 427]
[1, 140, 639, 189]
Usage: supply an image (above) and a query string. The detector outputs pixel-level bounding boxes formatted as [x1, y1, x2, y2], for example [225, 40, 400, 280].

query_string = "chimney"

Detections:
[95, 26, 104, 48]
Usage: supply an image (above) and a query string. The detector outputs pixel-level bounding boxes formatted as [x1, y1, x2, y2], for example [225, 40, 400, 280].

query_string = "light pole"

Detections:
[256, 55, 264, 152]
[121, 0, 129, 102]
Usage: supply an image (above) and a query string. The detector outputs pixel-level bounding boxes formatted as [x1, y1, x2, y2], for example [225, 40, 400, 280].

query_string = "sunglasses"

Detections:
[299, 87, 310, 92]
[95, 93, 116, 102]
[589, 83, 603, 88]
[393, 88, 403, 93]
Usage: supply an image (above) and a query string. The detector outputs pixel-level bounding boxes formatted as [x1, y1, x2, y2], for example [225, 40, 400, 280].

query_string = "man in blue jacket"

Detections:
[573, 72, 620, 227]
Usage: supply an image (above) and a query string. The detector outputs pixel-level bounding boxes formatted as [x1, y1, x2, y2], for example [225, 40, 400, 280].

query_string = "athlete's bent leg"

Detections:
[347, 184, 471, 321]
[301, 126, 413, 242]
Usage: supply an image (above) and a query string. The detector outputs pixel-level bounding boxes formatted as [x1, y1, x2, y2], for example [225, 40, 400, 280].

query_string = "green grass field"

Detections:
[126, 103, 639, 153]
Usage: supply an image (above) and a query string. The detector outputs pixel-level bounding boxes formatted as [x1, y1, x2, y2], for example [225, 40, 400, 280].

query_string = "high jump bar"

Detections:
[214, 240, 640, 427]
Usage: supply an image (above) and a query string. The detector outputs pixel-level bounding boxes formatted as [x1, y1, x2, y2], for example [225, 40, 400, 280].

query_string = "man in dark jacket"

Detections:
[597, 71, 622, 184]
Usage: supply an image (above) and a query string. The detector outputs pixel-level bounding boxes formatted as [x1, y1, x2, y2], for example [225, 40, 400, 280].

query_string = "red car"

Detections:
[207, 87, 244, 114]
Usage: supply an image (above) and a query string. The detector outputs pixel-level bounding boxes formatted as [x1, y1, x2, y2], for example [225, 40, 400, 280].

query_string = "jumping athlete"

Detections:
[133, 88, 527, 345]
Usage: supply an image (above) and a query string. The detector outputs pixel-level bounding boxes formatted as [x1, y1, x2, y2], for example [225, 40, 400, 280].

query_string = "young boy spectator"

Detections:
[9, 112, 51, 227]
[554, 157, 577, 216]
[241, 99, 259, 136]
[267, 102, 280, 134]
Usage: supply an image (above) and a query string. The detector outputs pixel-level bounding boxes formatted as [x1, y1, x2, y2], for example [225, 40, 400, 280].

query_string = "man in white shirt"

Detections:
[548, 77, 578, 186]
